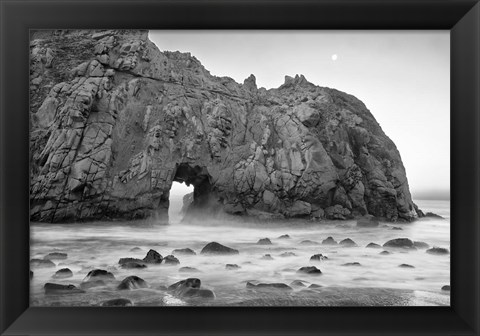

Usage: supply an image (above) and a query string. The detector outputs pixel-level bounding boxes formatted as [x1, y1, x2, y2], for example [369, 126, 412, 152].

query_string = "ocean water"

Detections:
[30, 199, 450, 306]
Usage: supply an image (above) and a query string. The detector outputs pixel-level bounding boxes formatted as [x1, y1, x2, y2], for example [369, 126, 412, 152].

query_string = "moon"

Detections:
[331, 54, 338, 61]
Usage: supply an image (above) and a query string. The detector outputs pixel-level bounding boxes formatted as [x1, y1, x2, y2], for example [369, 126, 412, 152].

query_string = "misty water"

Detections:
[30, 199, 450, 306]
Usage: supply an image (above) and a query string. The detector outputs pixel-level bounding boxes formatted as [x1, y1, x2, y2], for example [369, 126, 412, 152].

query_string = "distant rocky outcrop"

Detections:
[29, 29, 422, 223]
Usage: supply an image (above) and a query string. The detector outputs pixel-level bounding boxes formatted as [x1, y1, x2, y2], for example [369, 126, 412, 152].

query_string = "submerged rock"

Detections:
[342, 262, 361, 266]
[130, 247, 142, 252]
[426, 247, 450, 255]
[171, 248, 196, 255]
[44, 252, 67, 260]
[290, 280, 307, 287]
[441, 285, 451, 291]
[30, 259, 55, 268]
[309, 283, 323, 288]
[278, 234, 291, 239]
[143, 249, 163, 263]
[225, 264, 240, 270]
[260, 254, 274, 260]
[52, 268, 73, 279]
[425, 212, 444, 219]
[117, 276, 148, 290]
[200, 242, 239, 255]
[44, 283, 85, 295]
[121, 262, 147, 269]
[80, 280, 106, 289]
[279, 252, 297, 257]
[300, 240, 319, 246]
[257, 238, 272, 245]
[379, 251, 391, 255]
[356, 215, 379, 227]
[322, 237, 337, 245]
[246, 282, 293, 291]
[179, 266, 201, 273]
[297, 266, 322, 275]
[383, 238, 415, 249]
[366, 243, 382, 249]
[29, 30, 421, 224]
[30, 270, 33, 279]
[101, 298, 133, 306]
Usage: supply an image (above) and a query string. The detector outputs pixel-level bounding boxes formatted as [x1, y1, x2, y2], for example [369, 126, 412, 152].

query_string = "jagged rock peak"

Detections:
[29, 29, 422, 223]
[243, 74, 257, 91]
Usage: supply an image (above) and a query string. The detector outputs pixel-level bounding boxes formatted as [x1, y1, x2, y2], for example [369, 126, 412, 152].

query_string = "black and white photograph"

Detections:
[29, 29, 450, 307]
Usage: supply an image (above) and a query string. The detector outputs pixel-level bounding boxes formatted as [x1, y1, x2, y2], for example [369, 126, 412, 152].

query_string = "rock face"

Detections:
[29, 29, 421, 223]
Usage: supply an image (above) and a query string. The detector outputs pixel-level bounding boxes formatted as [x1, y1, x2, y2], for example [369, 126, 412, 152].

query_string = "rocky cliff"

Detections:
[29, 29, 422, 223]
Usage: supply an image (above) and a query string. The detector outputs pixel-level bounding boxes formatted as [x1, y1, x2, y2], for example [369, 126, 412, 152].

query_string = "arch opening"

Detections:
[170, 163, 220, 222]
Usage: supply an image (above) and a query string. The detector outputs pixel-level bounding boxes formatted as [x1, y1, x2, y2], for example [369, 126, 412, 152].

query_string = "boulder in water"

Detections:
[44, 283, 85, 295]
[342, 262, 361, 266]
[143, 249, 163, 263]
[426, 247, 449, 255]
[399, 264, 415, 268]
[379, 251, 391, 255]
[441, 285, 451, 291]
[366, 243, 382, 249]
[322, 237, 337, 245]
[278, 234, 291, 239]
[383, 238, 415, 249]
[339, 238, 357, 247]
[83, 269, 115, 282]
[30, 270, 33, 279]
[290, 280, 307, 287]
[101, 298, 133, 306]
[200, 242, 239, 255]
[171, 248, 196, 255]
[297, 266, 322, 275]
[117, 276, 148, 290]
[129, 247, 142, 252]
[168, 278, 214, 299]
[53, 268, 73, 279]
[413, 241, 430, 249]
[257, 238, 272, 245]
[309, 283, 323, 288]
[310, 254, 328, 261]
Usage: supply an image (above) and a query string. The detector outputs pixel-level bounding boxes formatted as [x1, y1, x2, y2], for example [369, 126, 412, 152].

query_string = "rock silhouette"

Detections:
[29, 29, 422, 223]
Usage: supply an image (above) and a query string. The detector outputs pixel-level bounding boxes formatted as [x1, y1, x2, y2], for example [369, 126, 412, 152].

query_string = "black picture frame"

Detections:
[1, 0, 479, 335]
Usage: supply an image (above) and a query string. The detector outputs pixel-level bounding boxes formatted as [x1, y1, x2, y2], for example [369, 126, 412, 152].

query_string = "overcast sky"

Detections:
[149, 31, 450, 200]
